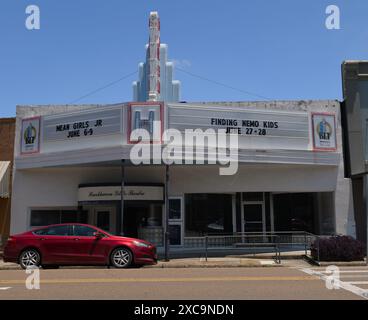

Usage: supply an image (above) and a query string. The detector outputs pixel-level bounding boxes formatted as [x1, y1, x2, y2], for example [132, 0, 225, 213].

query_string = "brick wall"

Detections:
[0, 118, 15, 243]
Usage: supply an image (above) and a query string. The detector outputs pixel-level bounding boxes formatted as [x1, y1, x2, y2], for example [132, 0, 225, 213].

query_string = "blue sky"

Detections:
[0, 0, 367, 117]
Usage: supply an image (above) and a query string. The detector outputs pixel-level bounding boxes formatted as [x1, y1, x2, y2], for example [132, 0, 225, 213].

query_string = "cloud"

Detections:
[172, 59, 192, 68]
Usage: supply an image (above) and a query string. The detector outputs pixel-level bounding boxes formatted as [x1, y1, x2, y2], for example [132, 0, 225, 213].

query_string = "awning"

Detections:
[0, 161, 10, 198]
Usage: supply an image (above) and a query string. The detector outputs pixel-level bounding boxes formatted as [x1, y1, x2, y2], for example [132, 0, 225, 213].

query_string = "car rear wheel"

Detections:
[19, 249, 41, 269]
[110, 247, 132, 268]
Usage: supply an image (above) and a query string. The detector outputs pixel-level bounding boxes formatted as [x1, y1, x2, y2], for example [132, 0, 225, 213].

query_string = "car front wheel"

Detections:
[110, 247, 132, 268]
[19, 249, 41, 269]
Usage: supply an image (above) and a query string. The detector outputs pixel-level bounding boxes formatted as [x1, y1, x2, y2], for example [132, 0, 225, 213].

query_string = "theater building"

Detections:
[8, 12, 356, 252]
[9, 99, 355, 251]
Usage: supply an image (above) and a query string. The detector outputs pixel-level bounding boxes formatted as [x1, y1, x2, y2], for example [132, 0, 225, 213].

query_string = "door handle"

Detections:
[73, 238, 80, 241]
[39, 238, 46, 241]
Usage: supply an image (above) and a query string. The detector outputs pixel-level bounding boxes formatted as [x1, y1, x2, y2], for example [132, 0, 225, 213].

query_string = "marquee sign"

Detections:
[20, 116, 41, 155]
[168, 104, 311, 151]
[312, 113, 337, 151]
[43, 107, 122, 142]
[18, 103, 338, 159]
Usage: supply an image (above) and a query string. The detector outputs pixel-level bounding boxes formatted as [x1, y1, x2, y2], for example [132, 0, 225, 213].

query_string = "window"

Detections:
[169, 198, 182, 220]
[169, 198, 183, 246]
[73, 225, 97, 237]
[31, 211, 60, 226]
[33, 225, 72, 236]
[169, 224, 182, 246]
[185, 194, 233, 236]
[30, 209, 88, 227]
[273, 193, 316, 233]
[125, 203, 163, 246]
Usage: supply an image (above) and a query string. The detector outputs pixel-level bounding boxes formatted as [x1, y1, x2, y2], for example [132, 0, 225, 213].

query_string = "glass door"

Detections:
[242, 203, 265, 232]
[92, 207, 116, 234]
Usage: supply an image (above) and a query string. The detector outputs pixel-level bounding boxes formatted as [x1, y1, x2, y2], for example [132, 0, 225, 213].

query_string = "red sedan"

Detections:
[3, 223, 157, 269]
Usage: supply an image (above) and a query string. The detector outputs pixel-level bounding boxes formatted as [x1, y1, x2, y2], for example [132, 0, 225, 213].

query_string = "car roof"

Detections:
[30, 223, 102, 231]
[28, 223, 111, 235]
[37, 223, 94, 228]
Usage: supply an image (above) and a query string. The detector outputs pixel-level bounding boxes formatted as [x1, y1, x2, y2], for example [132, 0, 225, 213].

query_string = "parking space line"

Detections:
[339, 275, 368, 279]
[300, 268, 368, 300]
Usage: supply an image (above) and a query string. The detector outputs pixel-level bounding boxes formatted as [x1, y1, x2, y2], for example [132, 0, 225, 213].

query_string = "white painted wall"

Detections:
[11, 162, 344, 235]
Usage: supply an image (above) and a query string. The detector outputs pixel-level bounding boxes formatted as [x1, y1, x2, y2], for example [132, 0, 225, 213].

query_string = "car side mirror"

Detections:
[93, 231, 103, 239]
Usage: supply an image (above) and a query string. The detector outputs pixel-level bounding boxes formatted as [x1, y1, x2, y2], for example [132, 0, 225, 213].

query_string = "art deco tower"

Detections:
[132, 12, 181, 102]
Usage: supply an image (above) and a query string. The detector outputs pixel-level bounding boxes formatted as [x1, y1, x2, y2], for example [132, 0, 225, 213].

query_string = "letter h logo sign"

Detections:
[128, 102, 163, 144]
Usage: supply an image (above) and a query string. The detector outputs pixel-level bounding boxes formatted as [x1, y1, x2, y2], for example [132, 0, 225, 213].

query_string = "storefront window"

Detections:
[124, 203, 163, 246]
[273, 193, 316, 233]
[185, 194, 233, 236]
[30, 209, 88, 227]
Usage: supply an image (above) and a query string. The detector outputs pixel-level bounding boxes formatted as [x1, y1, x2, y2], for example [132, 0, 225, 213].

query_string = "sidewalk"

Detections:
[148, 257, 281, 268]
[150, 251, 308, 268]
[0, 250, 307, 270]
[0, 257, 282, 270]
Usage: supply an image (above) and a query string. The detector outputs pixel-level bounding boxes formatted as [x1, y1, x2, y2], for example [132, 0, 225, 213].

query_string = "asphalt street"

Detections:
[0, 266, 366, 300]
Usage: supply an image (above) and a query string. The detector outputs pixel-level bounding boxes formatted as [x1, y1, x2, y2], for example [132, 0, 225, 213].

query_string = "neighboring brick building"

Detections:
[0, 118, 15, 244]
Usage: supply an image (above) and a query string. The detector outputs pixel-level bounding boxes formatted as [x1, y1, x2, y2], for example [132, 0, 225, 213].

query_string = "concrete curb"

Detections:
[141, 258, 284, 268]
[0, 263, 20, 270]
[146, 263, 281, 268]
[303, 255, 367, 267]
[314, 261, 367, 267]
[228, 254, 303, 260]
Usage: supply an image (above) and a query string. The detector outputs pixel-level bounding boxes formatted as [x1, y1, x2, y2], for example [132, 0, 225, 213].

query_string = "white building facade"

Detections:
[10, 100, 355, 251]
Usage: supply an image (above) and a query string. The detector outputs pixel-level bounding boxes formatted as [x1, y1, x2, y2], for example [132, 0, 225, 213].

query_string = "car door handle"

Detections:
[73, 238, 80, 241]
[39, 238, 46, 241]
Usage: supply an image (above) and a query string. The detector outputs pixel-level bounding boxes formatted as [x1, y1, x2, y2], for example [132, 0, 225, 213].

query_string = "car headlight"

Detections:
[133, 240, 150, 248]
